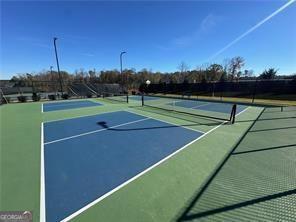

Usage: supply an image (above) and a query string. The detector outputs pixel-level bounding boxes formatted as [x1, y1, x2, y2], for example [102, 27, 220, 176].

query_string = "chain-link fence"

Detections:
[142, 79, 296, 104]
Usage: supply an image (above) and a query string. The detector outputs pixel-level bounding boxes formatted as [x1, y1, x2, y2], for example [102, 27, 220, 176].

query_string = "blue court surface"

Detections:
[170, 100, 247, 114]
[43, 111, 202, 222]
[43, 100, 102, 112]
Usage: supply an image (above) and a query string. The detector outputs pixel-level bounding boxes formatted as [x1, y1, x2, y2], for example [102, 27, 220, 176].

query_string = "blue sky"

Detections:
[1, 0, 296, 79]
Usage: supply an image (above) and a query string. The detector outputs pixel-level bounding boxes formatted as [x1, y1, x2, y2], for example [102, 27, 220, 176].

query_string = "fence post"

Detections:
[252, 79, 258, 103]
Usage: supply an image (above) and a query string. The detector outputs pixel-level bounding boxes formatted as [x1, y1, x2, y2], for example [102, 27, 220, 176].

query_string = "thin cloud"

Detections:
[208, 0, 295, 60]
[200, 13, 219, 33]
[171, 36, 193, 47]
[157, 13, 221, 50]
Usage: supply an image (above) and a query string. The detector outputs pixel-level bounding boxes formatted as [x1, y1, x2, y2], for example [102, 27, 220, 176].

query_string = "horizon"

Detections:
[1, 0, 296, 79]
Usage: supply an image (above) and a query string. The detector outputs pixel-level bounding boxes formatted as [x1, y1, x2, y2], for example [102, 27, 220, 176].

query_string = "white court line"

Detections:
[126, 109, 205, 134]
[43, 98, 92, 104]
[40, 123, 46, 222]
[43, 110, 123, 123]
[236, 106, 250, 117]
[44, 117, 150, 145]
[166, 100, 209, 109]
[43, 101, 99, 108]
[190, 102, 210, 109]
[41, 103, 43, 113]
[44, 100, 81, 107]
[61, 117, 228, 222]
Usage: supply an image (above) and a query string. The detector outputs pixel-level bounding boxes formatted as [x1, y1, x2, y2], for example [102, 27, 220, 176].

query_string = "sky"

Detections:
[1, 0, 296, 79]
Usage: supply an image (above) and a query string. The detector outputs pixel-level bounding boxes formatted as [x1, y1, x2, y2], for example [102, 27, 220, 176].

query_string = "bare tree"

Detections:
[177, 61, 190, 83]
[227, 56, 245, 81]
[178, 61, 189, 73]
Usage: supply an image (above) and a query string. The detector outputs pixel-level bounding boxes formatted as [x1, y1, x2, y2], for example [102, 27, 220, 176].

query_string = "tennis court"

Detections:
[42, 111, 203, 221]
[142, 95, 247, 122]
[168, 100, 246, 114]
[40, 97, 250, 221]
[42, 100, 102, 112]
[1, 95, 295, 222]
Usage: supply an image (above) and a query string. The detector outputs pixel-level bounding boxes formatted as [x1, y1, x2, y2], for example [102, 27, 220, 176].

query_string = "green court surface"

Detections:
[0, 98, 295, 222]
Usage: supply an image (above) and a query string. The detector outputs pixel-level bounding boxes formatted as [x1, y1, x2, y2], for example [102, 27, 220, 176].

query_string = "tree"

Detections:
[207, 64, 223, 81]
[242, 69, 254, 78]
[177, 61, 189, 74]
[227, 56, 245, 81]
[177, 62, 189, 83]
[219, 71, 227, 82]
[259, 68, 277, 79]
[291, 74, 296, 83]
[88, 69, 97, 82]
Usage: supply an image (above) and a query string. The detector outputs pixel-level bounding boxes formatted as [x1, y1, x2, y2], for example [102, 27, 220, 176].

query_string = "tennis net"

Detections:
[103, 92, 129, 103]
[142, 95, 237, 123]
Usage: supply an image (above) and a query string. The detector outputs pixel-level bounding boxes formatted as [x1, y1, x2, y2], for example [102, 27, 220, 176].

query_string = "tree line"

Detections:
[10, 56, 295, 90]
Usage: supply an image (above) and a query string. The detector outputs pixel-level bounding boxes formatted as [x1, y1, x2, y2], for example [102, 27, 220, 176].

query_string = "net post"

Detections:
[141, 94, 144, 106]
[126, 94, 129, 103]
[230, 104, 237, 124]
[281, 106, 283, 112]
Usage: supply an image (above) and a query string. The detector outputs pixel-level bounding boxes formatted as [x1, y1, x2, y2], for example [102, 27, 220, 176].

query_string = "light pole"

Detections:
[120, 51, 127, 92]
[53, 37, 63, 95]
[120, 51, 127, 75]
[50, 66, 55, 94]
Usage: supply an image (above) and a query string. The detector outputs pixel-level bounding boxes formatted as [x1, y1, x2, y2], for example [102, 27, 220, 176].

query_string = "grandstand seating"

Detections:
[68, 83, 123, 97]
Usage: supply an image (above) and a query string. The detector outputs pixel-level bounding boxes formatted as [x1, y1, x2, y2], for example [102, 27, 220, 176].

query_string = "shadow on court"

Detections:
[175, 107, 296, 221]
[96, 110, 230, 132]
[97, 120, 206, 132]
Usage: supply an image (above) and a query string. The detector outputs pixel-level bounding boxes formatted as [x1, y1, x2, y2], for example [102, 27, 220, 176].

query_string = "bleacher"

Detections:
[0, 81, 125, 103]
[86, 83, 98, 93]
[69, 83, 97, 97]
[68, 83, 123, 97]
[94, 83, 124, 94]
[1, 87, 33, 95]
